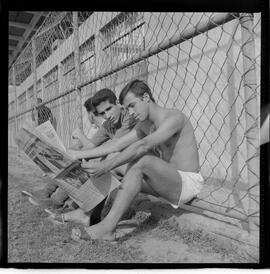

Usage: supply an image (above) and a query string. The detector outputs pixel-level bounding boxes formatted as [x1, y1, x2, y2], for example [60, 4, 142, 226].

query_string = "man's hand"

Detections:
[126, 113, 138, 128]
[81, 159, 110, 178]
[103, 117, 116, 137]
[66, 149, 82, 160]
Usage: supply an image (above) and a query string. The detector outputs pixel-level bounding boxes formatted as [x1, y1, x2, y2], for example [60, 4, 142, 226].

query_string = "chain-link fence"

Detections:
[8, 12, 261, 234]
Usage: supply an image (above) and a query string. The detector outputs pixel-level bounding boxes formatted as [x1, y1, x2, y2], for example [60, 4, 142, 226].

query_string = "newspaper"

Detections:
[35, 120, 66, 152]
[15, 122, 121, 211]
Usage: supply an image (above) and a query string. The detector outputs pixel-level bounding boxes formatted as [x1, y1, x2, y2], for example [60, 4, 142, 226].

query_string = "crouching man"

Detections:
[71, 79, 204, 241]
[47, 88, 138, 225]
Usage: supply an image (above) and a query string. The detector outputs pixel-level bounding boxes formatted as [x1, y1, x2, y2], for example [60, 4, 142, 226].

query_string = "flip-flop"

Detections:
[21, 190, 33, 197]
[27, 196, 63, 210]
[47, 213, 67, 225]
[46, 210, 91, 226]
[71, 228, 91, 242]
[71, 228, 117, 243]
[28, 197, 40, 206]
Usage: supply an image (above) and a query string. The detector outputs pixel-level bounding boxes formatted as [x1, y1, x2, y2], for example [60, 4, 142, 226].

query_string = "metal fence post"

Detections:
[41, 76, 45, 100]
[58, 62, 65, 143]
[12, 65, 19, 150]
[32, 38, 38, 126]
[239, 13, 260, 234]
[73, 11, 83, 130]
[94, 31, 104, 91]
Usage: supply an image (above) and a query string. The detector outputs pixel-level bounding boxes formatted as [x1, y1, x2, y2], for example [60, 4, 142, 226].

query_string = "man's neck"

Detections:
[148, 102, 163, 127]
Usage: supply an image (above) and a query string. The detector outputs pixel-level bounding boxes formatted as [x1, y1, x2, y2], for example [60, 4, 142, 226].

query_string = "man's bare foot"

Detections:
[71, 223, 116, 242]
[63, 208, 90, 226]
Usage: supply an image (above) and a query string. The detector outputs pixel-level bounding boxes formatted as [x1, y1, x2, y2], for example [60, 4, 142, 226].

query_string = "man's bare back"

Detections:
[71, 80, 204, 242]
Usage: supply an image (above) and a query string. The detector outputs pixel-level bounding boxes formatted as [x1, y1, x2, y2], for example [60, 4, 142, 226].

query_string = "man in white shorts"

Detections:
[72, 79, 204, 241]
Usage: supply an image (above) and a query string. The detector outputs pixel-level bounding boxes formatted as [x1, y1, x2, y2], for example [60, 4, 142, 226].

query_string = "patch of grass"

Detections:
[157, 219, 258, 263]
[8, 150, 258, 263]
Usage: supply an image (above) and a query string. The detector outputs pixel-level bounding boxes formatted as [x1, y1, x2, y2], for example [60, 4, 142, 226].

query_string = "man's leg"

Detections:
[32, 180, 58, 199]
[50, 187, 69, 206]
[80, 155, 182, 240]
[60, 208, 90, 226]
[52, 199, 105, 226]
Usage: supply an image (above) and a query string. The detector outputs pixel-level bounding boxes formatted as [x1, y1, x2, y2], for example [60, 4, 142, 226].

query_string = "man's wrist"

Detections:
[105, 158, 115, 172]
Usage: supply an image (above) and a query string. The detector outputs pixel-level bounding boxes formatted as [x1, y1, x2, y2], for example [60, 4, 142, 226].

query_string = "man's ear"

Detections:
[142, 93, 150, 102]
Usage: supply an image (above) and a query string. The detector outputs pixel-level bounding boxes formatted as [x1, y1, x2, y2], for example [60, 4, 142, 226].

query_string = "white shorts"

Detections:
[159, 171, 204, 209]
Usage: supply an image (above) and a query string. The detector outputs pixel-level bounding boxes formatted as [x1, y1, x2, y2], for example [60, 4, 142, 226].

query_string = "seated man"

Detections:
[71, 79, 204, 241]
[47, 88, 138, 225]
[28, 97, 100, 210]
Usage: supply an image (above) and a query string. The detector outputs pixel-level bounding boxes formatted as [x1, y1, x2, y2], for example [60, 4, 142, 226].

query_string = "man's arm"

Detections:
[68, 128, 140, 159]
[85, 113, 185, 175]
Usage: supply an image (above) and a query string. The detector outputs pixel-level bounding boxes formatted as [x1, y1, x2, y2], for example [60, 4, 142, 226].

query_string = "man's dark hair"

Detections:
[37, 98, 42, 104]
[84, 97, 96, 114]
[91, 89, 117, 109]
[119, 80, 155, 105]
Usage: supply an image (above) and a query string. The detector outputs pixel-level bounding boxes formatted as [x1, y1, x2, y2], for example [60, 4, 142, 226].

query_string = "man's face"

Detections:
[95, 100, 121, 123]
[123, 92, 148, 121]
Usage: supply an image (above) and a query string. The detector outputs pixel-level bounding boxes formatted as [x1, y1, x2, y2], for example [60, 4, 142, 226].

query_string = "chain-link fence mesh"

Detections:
[8, 12, 261, 233]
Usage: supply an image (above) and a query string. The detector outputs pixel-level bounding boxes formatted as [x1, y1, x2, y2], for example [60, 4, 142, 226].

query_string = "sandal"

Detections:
[21, 190, 33, 197]
[71, 228, 92, 242]
[47, 213, 67, 225]
[71, 228, 118, 243]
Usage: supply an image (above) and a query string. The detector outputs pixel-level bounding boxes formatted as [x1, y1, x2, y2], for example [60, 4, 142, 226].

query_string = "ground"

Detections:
[7, 147, 259, 263]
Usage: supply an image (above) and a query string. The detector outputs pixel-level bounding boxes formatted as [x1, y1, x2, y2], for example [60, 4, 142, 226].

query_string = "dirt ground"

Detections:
[7, 147, 259, 264]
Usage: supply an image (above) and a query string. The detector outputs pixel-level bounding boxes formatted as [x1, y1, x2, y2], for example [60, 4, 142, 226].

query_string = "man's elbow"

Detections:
[136, 140, 150, 155]
[114, 137, 132, 152]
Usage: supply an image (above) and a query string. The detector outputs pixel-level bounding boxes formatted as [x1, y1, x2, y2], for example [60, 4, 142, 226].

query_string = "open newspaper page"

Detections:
[15, 123, 121, 211]
[35, 120, 66, 152]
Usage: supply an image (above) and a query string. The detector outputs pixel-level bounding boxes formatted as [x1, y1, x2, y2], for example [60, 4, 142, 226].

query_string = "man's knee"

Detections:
[50, 188, 69, 205]
[123, 161, 146, 188]
[132, 155, 153, 171]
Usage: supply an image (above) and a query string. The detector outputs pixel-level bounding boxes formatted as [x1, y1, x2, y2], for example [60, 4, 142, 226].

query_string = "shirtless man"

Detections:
[71, 79, 204, 241]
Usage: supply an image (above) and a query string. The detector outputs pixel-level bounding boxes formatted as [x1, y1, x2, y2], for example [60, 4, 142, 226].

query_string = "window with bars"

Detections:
[80, 36, 95, 82]
[101, 12, 145, 65]
[80, 36, 95, 63]
[28, 86, 34, 103]
[43, 66, 58, 88]
[9, 101, 15, 116]
[18, 92, 27, 112]
[62, 53, 74, 75]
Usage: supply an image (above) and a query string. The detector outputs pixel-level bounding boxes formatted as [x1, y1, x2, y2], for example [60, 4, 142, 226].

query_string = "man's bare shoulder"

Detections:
[162, 108, 185, 122]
